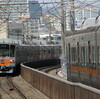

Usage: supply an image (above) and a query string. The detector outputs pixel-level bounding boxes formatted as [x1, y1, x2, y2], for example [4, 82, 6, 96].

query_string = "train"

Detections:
[65, 25, 100, 88]
[0, 39, 61, 74]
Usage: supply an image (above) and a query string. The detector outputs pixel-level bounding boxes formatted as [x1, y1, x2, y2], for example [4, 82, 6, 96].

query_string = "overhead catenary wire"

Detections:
[0, 0, 99, 20]
[0, 0, 99, 30]
[75, 0, 100, 9]
[0, 1, 99, 15]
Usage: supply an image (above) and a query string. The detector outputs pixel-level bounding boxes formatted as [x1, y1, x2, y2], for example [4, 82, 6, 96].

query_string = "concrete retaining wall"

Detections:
[20, 64, 100, 99]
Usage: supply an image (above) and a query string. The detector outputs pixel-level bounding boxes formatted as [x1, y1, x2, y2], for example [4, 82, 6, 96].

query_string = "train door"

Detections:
[83, 41, 94, 85]
[77, 42, 81, 82]
[90, 40, 100, 88]
[70, 42, 78, 82]
[98, 45, 100, 88]
[79, 41, 90, 84]
[66, 43, 71, 81]
[90, 41, 97, 87]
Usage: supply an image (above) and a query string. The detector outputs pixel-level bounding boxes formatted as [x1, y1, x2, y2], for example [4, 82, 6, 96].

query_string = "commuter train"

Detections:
[0, 39, 61, 73]
[65, 25, 100, 88]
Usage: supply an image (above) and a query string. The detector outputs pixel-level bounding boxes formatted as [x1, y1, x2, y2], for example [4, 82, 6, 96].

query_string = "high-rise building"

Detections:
[28, 1, 42, 18]
[26, 0, 42, 39]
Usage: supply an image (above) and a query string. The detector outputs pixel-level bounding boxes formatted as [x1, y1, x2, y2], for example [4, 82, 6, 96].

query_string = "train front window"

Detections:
[0, 44, 9, 57]
[0, 44, 15, 57]
[10, 45, 15, 57]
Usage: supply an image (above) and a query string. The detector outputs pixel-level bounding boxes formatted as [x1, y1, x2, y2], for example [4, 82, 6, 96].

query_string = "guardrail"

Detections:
[20, 64, 100, 99]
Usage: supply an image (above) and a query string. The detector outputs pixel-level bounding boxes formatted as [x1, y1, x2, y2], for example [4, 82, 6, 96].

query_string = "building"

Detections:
[26, 1, 42, 41]
[65, 1, 100, 30]
[75, 6, 100, 29]
[38, 14, 61, 44]
[0, 0, 43, 43]
[0, 20, 8, 38]
[0, 0, 28, 21]
[28, 1, 42, 18]
[0, 19, 24, 43]
[8, 22, 24, 43]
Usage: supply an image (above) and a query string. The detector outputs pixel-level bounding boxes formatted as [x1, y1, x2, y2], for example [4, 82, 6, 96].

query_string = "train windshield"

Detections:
[10, 45, 15, 57]
[0, 44, 15, 57]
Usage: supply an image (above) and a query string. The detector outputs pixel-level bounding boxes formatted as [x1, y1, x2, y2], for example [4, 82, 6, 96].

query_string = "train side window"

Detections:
[77, 42, 79, 64]
[66, 44, 70, 63]
[98, 47, 100, 68]
[80, 46, 87, 67]
[44, 49, 45, 54]
[48, 50, 50, 54]
[59, 46, 61, 53]
[71, 47, 76, 64]
[88, 41, 91, 64]
[91, 46, 96, 68]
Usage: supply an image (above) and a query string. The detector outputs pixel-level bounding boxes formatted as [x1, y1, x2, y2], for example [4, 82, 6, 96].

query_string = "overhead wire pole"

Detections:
[48, 20, 52, 44]
[60, 0, 67, 77]
[69, 0, 75, 32]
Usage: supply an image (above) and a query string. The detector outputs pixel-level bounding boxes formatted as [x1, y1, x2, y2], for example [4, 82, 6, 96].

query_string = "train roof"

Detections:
[0, 39, 22, 45]
[65, 25, 100, 37]
[19, 44, 60, 47]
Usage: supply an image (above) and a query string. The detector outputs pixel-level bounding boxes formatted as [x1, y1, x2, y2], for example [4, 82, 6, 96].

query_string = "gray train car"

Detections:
[65, 26, 100, 88]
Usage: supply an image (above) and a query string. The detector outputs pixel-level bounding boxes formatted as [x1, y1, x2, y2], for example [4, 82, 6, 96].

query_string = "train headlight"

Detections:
[10, 59, 15, 63]
[1, 60, 5, 64]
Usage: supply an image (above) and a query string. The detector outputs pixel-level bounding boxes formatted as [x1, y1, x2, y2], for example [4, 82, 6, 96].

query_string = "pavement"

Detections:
[48, 68, 67, 80]
[57, 70, 67, 79]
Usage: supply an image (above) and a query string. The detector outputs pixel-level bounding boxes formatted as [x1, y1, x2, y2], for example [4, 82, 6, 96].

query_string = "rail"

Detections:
[0, 77, 14, 99]
[7, 76, 28, 99]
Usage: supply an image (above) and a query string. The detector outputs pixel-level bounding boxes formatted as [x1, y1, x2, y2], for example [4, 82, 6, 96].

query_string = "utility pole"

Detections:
[60, 0, 67, 77]
[47, 16, 52, 44]
[49, 22, 52, 44]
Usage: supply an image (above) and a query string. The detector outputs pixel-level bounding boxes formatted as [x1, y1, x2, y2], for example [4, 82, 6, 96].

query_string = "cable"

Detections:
[73, 0, 100, 17]
[76, 0, 100, 8]
[50, 0, 62, 18]
[0, 0, 99, 30]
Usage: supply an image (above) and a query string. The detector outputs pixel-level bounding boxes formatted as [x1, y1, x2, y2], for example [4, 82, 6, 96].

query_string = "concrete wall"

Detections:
[21, 64, 100, 99]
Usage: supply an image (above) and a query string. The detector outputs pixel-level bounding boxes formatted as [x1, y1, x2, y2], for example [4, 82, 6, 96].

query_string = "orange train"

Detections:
[65, 25, 100, 88]
[0, 39, 61, 73]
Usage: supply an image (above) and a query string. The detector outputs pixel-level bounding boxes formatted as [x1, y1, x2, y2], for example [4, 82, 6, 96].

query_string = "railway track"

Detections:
[38, 65, 60, 73]
[7, 76, 28, 99]
[0, 77, 14, 99]
[0, 76, 28, 99]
